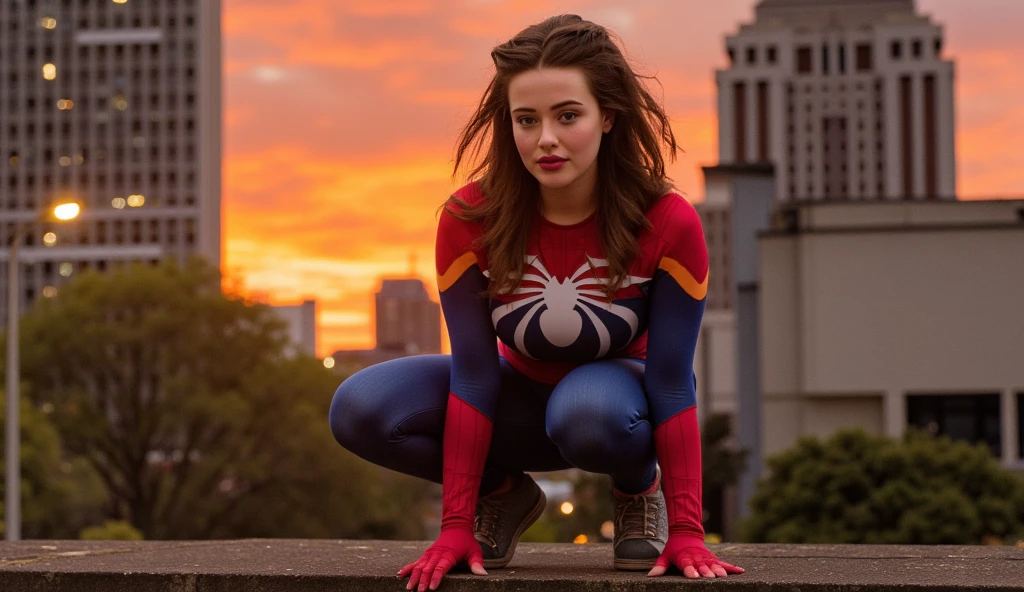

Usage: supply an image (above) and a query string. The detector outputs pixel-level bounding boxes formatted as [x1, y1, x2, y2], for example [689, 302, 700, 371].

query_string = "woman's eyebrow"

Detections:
[511, 100, 585, 114]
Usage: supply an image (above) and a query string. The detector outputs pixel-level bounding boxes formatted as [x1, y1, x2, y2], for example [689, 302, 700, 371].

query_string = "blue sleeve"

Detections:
[642, 198, 709, 427]
[643, 269, 705, 427]
[438, 268, 501, 418]
[436, 204, 501, 419]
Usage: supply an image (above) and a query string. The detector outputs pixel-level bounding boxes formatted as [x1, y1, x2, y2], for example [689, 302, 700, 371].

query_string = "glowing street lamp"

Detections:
[53, 202, 80, 221]
[5, 201, 81, 541]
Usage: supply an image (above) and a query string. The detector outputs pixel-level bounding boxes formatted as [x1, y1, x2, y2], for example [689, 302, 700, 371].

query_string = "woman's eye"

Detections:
[560, 112, 579, 122]
[517, 117, 536, 126]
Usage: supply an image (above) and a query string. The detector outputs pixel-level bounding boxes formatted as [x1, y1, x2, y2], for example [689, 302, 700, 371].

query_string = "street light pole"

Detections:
[5, 226, 26, 542]
[4, 202, 78, 541]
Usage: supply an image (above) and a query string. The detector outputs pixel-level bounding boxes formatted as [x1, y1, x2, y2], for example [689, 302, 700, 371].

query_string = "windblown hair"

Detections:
[446, 14, 678, 298]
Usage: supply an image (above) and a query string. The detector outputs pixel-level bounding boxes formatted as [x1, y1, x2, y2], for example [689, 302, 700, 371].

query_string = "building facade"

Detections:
[1, 0, 221, 323]
[271, 300, 317, 358]
[375, 278, 441, 355]
[717, 0, 955, 201]
[759, 199, 1024, 468]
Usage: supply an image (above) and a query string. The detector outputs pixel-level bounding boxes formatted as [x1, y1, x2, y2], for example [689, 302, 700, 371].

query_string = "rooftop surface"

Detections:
[1, 540, 1023, 591]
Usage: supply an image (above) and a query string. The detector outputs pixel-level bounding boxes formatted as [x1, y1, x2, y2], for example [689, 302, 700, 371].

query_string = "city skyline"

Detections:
[221, 0, 1024, 355]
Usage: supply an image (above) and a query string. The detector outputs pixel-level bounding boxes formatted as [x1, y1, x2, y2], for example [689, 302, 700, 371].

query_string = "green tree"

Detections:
[196, 354, 434, 540]
[16, 258, 434, 539]
[0, 392, 106, 538]
[741, 428, 1024, 544]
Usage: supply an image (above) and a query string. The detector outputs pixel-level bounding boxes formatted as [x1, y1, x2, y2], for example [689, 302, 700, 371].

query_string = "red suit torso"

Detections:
[437, 182, 703, 384]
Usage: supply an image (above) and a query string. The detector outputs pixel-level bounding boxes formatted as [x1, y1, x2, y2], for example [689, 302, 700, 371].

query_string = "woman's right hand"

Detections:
[397, 529, 488, 591]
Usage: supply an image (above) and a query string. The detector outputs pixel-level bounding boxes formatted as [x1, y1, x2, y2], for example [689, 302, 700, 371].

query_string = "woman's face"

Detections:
[508, 67, 613, 194]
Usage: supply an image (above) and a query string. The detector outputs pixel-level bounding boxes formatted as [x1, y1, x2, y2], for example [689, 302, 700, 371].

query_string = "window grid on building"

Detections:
[0, 0, 218, 322]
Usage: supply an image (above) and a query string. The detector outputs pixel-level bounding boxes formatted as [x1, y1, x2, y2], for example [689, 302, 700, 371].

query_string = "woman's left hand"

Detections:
[647, 535, 745, 578]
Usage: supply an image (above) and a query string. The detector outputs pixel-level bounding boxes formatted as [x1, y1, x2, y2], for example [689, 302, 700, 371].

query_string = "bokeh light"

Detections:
[53, 202, 81, 220]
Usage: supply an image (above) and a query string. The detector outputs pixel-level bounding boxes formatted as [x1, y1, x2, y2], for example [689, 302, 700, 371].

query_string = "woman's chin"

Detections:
[533, 173, 576, 191]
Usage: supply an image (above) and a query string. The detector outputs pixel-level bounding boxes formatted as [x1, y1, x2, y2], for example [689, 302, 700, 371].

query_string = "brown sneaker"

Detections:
[474, 473, 546, 568]
[612, 467, 668, 571]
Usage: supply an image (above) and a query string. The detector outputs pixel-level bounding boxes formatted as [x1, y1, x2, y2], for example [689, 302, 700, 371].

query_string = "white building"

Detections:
[0, 0, 222, 322]
[760, 198, 1024, 468]
[698, 165, 1024, 538]
[717, 0, 954, 201]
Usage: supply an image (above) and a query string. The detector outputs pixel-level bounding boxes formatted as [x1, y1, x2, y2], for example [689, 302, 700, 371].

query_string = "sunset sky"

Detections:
[221, 0, 1024, 356]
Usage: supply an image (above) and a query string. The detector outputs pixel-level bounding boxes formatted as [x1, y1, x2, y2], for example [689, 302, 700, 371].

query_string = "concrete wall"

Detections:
[759, 203, 1024, 465]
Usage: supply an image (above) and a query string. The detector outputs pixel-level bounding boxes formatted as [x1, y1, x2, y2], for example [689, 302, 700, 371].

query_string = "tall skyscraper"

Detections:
[717, 0, 955, 201]
[375, 279, 441, 355]
[0, 0, 221, 323]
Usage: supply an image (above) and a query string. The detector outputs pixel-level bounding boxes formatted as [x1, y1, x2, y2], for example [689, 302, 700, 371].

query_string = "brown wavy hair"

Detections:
[446, 14, 678, 297]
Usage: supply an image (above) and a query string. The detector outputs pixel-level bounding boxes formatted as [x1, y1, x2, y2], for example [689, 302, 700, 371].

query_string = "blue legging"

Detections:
[329, 354, 658, 494]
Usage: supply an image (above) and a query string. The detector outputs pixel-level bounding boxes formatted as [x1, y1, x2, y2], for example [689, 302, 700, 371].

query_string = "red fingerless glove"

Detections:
[652, 406, 744, 577]
[399, 529, 484, 591]
[655, 534, 719, 573]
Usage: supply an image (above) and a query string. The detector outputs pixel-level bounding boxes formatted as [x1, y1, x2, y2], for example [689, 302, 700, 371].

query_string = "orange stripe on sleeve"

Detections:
[658, 257, 708, 300]
[437, 251, 479, 292]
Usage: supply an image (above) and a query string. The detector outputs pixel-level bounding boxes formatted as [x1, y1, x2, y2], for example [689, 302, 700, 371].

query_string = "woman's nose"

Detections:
[539, 121, 559, 149]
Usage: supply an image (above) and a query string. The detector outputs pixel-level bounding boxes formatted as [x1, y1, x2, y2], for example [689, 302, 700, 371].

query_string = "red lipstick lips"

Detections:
[537, 155, 567, 171]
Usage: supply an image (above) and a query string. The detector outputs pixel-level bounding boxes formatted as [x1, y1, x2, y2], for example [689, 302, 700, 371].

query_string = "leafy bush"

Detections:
[741, 429, 1024, 544]
[80, 520, 144, 541]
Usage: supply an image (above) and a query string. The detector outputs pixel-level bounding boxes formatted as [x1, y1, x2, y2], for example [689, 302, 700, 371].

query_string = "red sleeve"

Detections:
[654, 407, 705, 541]
[436, 182, 487, 289]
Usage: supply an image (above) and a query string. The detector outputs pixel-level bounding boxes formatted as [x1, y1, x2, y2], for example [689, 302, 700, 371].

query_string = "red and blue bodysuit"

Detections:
[434, 181, 709, 555]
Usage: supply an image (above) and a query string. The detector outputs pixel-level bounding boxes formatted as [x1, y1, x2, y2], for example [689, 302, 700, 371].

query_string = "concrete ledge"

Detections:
[1, 540, 1022, 591]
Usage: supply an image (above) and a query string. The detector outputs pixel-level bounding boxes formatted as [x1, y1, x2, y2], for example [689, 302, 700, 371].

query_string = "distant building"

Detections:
[717, 0, 955, 201]
[759, 198, 1024, 467]
[331, 277, 441, 371]
[702, 164, 1024, 540]
[271, 300, 317, 358]
[699, 0, 963, 427]
[375, 278, 441, 355]
[0, 0, 222, 325]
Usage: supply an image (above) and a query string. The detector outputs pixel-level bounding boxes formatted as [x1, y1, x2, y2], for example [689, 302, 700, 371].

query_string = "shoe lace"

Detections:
[474, 496, 505, 550]
[615, 493, 659, 541]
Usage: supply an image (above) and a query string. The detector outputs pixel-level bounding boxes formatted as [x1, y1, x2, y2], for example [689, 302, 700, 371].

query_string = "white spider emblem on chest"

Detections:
[489, 256, 650, 359]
